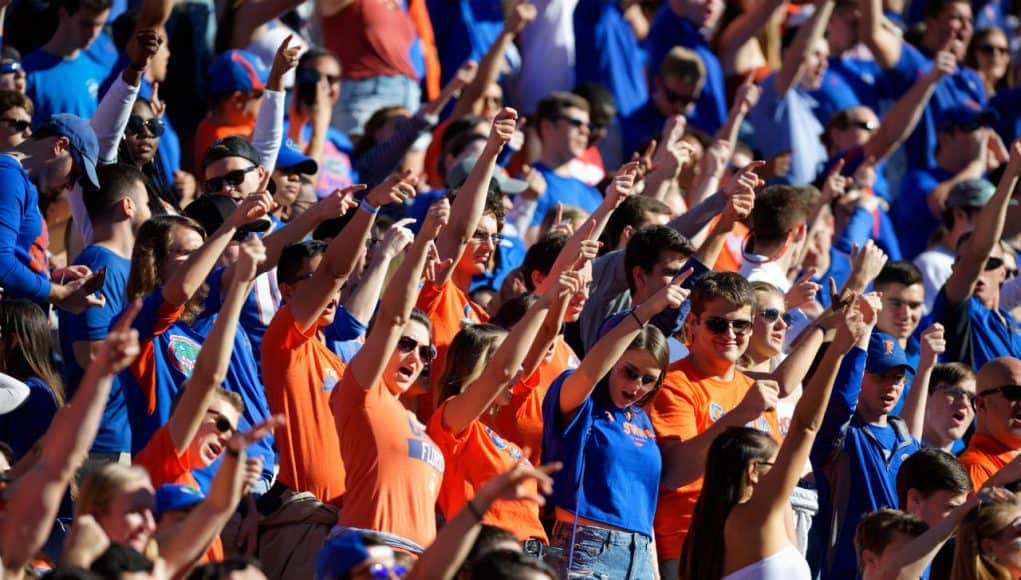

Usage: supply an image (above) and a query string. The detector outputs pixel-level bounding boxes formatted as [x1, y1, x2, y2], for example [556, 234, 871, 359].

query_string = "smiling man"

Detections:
[959, 357, 1021, 490]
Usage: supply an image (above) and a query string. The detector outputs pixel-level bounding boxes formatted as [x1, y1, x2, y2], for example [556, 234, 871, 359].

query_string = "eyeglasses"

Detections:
[662, 86, 700, 106]
[622, 365, 658, 386]
[846, 119, 878, 132]
[759, 308, 792, 326]
[936, 385, 976, 405]
[397, 336, 437, 362]
[978, 384, 1021, 402]
[702, 316, 753, 336]
[470, 230, 503, 245]
[203, 165, 258, 194]
[0, 117, 29, 132]
[986, 257, 1005, 271]
[557, 115, 593, 132]
[977, 44, 1010, 56]
[125, 115, 165, 137]
[355, 562, 408, 579]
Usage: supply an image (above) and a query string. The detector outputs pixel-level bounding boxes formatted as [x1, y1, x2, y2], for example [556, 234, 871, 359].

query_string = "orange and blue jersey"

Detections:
[0, 154, 50, 304]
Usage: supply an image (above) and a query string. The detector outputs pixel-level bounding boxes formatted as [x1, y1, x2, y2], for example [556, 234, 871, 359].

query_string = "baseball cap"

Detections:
[208, 50, 268, 96]
[202, 136, 262, 172]
[937, 105, 999, 133]
[155, 484, 205, 519]
[38, 113, 99, 189]
[946, 178, 997, 209]
[315, 531, 372, 580]
[184, 195, 271, 241]
[276, 138, 318, 175]
[865, 331, 915, 375]
[446, 157, 527, 194]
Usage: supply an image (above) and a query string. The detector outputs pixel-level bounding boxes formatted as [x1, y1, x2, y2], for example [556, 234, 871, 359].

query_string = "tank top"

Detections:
[722, 544, 811, 580]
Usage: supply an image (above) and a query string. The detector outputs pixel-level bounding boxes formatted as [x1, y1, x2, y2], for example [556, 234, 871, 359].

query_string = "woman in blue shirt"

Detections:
[541, 273, 689, 579]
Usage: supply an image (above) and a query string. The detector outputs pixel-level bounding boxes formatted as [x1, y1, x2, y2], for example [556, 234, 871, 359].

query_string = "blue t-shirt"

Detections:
[574, 0, 648, 117]
[748, 73, 828, 186]
[882, 43, 986, 171]
[933, 287, 1021, 371]
[24, 49, 111, 125]
[0, 377, 59, 460]
[57, 245, 132, 453]
[542, 370, 662, 536]
[892, 166, 954, 260]
[990, 85, 1021, 144]
[426, 0, 505, 86]
[324, 305, 368, 364]
[530, 163, 602, 227]
[828, 56, 884, 115]
[620, 100, 664, 161]
[0, 155, 50, 303]
[807, 68, 862, 128]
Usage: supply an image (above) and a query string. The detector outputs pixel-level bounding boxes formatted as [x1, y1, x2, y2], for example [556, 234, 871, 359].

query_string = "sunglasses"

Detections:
[703, 316, 753, 336]
[760, 308, 792, 326]
[986, 257, 1005, 271]
[977, 44, 1009, 56]
[0, 117, 29, 132]
[208, 412, 236, 434]
[978, 384, 1021, 402]
[203, 165, 258, 194]
[663, 86, 699, 105]
[557, 115, 594, 131]
[622, 365, 658, 386]
[356, 563, 408, 580]
[126, 115, 165, 137]
[397, 336, 437, 362]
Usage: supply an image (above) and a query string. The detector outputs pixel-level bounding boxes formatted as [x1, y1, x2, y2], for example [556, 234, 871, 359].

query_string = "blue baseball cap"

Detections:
[937, 105, 999, 133]
[315, 531, 370, 580]
[277, 138, 318, 175]
[208, 50, 268, 96]
[38, 113, 99, 190]
[155, 484, 205, 519]
[866, 330, 915, 375]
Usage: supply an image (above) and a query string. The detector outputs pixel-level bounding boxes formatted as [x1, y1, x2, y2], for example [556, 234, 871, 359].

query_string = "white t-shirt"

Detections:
[913, 245, 954, 315]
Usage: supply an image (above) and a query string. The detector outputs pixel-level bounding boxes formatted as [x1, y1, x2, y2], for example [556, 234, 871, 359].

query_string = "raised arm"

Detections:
[342, 218, 415, 325]
[0, 302, 140, 575]
[161, 192, 272, 306]
[860, 0, 904, 69]
[714, 75, 762, 148]
[443, 272, 577, 434]
[289, 177, 414, 332]
[92, 29, 162, 165]
[944, 139, 1021, 305]
[900, 324, 945, 440]
[642, 117, 694, 205]
[694, 166, 760, 267]
[433, 108, 516, 284]
[251, 36, 300, 175]
[558, 271, 690, 418]
[166, 237, 264, 452]
[716, 1, 787, 74]
[230, 0, 306, 48]
[346, 199, 450, 389]
[774, 0, 835, 96]
[862, 50, 954, 163]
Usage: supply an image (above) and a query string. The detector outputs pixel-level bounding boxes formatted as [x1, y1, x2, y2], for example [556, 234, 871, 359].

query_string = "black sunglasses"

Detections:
[209, 412, 235, 434]
[557, 115, 593, 131]
[397, 336, 437, 362]
[846, 119, 878, 132]
[126, 115, 165, 137]
[622, 365, 658, 386]
[703, 316, 753, 335]
[0, 117, 30, 132]
[978, 385, 1021, 402]
[663, 86, 699, 105]
[760, 308, 792, 326]
[986, 257, 1005, 271]
[977, 44, 1009, 56]
[203, 165, 258, 194]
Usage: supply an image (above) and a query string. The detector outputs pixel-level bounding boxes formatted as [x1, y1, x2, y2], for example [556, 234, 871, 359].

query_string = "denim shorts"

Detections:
[545, 520, 654, 580]
[334, 74, 422, 138]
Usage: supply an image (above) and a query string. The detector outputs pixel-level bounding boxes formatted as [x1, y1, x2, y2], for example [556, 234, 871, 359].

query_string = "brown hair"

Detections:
[126, 214, 207, 324]
[929, 362, 976, 394]
[951, 491, 1021, 580]
[0, 299, 64, 405]
[437, 323, 508, 404]
[855, 509, 929, 570]
[659, 46, 705, 84]
[689, 271, 757, 316]
[0, 89, 32, 119]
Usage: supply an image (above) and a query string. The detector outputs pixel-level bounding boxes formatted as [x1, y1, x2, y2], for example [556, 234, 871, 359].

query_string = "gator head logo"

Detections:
[168, 335, 201, 377]
[884, 340, 895, 355]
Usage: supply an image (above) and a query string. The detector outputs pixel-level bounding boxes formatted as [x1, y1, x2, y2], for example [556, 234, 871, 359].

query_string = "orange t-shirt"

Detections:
[959, 433, 1019, 491]
[648, 358, 780, 561]
[487, 335, 579, 465]
[708, 217, 749, 273]
[333, 372, 445, 547]
[134, 426, 224, 562]
[193, 117, 257, 172]
[415, 280, 489, 421]
[261, 304, 347, 506]
[427, 400, 547, 542]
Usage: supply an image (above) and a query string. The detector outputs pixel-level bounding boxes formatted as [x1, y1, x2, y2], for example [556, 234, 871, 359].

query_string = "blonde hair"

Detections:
[76, 463, 152, 519]
[951, 491, 1021, 580]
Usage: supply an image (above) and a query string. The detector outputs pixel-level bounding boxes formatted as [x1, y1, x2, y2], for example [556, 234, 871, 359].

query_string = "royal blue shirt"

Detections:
[426, 0, 505, 86]
[0, 155, 50, 304]
[645, 8, 726, 135]
[893, 166, 954, 260]
[530, 163, 602, 227]
[324, 304, 369, 364]
[58, 245, 132, 453]
[574, 0, 648, 117]
[828, 56, 884, 115]
[807, 68, 862, 128]
[620, 100, 665, 161]
[24, 49, 111, 126]
[0, 377, 59, 460]
[933, 287, 1021, 371]
[748, 73, 827, 185]
[542, 370, 662, 536]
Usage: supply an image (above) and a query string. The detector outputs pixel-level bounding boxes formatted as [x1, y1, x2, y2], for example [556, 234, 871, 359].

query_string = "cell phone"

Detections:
[79, 267, 107, 296]
[296, 68, 321, 108]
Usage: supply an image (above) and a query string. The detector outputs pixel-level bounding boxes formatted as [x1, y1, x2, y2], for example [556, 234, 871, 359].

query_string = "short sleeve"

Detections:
[649, 377, 700, 443]
[128, 291, 184, 343]
[133, 426, 189, 486]
[541, 370, 594, 440]
[426, 400, 472, 456]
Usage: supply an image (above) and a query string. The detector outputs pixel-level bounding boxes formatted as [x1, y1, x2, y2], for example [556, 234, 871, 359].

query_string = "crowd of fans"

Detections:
[4, 0, 1021, 578]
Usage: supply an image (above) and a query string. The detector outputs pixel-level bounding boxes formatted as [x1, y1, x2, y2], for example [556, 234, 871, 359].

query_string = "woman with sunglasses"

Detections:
[966, 27, 1013, 98]
[332, 198, 449, 551]
[118, 97, 183, 213]
[682, 297, 866, 580]
[540, 273, 689, 579]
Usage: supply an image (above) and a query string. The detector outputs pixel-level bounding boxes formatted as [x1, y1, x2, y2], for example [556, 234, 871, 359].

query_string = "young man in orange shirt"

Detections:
[650, 271, 781, 579]
[959, 357, 1021, 490]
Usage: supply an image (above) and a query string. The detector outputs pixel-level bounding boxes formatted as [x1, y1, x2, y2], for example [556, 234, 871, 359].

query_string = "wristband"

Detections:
[466, 499, 485, 522]
[225, 447, 241, 458]
[630, 309, 646, 328]
[359, 198, 379, 215]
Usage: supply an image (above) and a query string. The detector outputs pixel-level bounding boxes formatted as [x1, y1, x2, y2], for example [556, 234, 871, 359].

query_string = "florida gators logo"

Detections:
[322, 367, 339, 392]
[167, 335, 201, 377]
[884, 340, 895, 355]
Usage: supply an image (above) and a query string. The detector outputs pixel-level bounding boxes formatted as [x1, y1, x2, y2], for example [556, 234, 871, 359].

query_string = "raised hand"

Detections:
[737, 380, 780, 422]
[919, 323, 946, 368]
[831, 297, 866, 352]
[226, 414, 286, 454]
[548, 270, 583, 309]
[380, 218, 416, 258]
[719, 186, 755, 228]
[699, 139, 734, 181]
[474, 460, 561, 508]
[821, 160, 849, 205]
[722, 161, 766, 197]
[234, 236, 267, 283]
[365, 170, 417, 208]
[642, 268, 693, 316]
[487, 108, 518, 150]
[1007, 137, 1021, 175]
[505, 0, 538, 36]
[230, 192, 274, 227]
[448, 61, 478, 92]
[733, 74, 761, 115]
[423, 242, 453, 283]
[127, 27, 164, 71]
[519, 165, 547, 201]
[268, 35, 301, 89]
[785, 269, 822, 310]
[604, 161, 640, 208]
[858, 291, 883, 328]
[55, 270, 108, 314]
[421, 197, 452, 241]
[313, 184, 365, 220]
[849, 240, 889, 287]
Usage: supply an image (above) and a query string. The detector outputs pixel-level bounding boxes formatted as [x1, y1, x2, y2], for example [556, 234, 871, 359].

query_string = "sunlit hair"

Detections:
[438, 324, 508, 404]
[951, 490, 1021, 580]
[126, 214, 207, 323]
[0, 299, 64, 404]
[738, 281, 785, 369]
[77, 463, 152, 519]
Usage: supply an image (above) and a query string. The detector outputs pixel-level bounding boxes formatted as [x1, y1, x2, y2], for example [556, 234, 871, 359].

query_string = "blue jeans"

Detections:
[546, 520, 654, 580]
[334, 74, 421, 137]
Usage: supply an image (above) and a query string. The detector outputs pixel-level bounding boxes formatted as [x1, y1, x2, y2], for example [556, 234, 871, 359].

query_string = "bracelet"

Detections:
[466, 499, 485, 522]
[630, 309, 646, 328]
[359, 198, 379, 215]
[225, 447, 241, 458]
